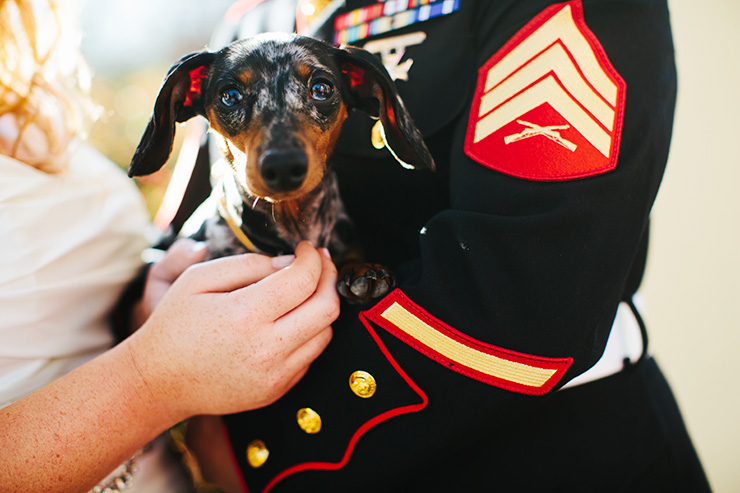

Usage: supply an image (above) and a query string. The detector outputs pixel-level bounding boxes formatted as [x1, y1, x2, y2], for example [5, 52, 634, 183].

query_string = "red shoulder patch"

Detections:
[464, 0, 626, 181]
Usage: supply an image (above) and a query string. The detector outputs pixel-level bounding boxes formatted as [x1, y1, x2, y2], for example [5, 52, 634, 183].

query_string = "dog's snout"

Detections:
[259, 149, 308, 192]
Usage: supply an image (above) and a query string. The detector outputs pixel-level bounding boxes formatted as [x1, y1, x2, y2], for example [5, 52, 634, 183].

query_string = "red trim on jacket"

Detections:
[222, 310, 429, 493]
[364, 289, 573, 395]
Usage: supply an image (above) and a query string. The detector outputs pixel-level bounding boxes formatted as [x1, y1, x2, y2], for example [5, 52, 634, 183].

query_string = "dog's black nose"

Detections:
[259, 149, 308, 192]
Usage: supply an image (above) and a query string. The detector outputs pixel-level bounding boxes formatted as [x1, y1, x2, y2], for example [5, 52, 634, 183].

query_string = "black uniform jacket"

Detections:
[218, 0, 677, 491]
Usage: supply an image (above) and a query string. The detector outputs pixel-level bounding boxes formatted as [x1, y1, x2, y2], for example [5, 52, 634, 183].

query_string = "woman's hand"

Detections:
[131, 239, 210, 330]
[0, 242, 337, 493]
[126, 241, 339, 422]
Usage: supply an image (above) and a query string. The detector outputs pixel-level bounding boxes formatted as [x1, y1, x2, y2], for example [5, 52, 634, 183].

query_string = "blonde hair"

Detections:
[0, 0, 98, 173]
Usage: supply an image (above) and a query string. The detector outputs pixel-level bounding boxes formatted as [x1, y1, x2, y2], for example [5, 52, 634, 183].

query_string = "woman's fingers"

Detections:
[274, 247, 339, 347]
[178, 251, 295, 294]
[130, 241, 339, 418]
[264, 326, 333, 408]
[232, 242, 326, 321]
[148, 239, 208, 284]
[284, 325, 334, 376]
[133, 239, 210, 329]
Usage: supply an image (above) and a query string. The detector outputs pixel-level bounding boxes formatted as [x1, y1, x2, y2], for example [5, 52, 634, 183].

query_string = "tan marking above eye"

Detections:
[203, 95, 349, 203]
[296, 63, 312, 80]
[238, 70, 253, 86]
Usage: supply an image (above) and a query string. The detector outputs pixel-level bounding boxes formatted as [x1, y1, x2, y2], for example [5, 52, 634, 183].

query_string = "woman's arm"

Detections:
[0, 241, 338, 493]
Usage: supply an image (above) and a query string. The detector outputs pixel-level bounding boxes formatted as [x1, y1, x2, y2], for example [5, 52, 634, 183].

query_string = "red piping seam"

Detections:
[261, 318, 429, 492]
[223, 313, 429, 493]
[365, 289, 573, 396]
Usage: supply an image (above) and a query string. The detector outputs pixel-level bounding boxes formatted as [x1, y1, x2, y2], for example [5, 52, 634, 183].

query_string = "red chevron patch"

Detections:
[464, 0, 626, 181]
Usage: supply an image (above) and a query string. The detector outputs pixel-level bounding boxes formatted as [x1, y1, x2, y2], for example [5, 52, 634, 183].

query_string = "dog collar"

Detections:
[216, 177, 261, 254]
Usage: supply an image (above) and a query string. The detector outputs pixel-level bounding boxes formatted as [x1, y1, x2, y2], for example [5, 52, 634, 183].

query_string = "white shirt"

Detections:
[0, 144, 194, 492]
[0, 144, 150, 406]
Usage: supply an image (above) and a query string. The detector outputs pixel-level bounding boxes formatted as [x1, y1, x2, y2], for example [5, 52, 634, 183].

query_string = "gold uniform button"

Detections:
[349, 370, 377, 398]
[246, 439, 269, 468]
[296, 407, 322, 434]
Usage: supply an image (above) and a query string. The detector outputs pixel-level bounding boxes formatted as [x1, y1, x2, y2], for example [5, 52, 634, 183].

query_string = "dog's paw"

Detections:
[337, 263, 396, 304]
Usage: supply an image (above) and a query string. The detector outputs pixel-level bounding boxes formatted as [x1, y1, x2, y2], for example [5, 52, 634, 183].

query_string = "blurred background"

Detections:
[78, 1, 739, 490]
[79, 0, 234, 216]
[640, 2, 740, 491]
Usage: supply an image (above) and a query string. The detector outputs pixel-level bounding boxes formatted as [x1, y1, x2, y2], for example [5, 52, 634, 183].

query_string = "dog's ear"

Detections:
[336, 45, 435, 171]
[128, 51, 216, 177]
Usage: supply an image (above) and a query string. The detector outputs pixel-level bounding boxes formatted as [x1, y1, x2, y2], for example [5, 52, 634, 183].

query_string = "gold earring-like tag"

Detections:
[371, 120, 386, 150]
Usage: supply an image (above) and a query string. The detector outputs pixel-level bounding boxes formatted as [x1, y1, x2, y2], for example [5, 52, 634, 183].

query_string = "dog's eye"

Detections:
[219, 87, 243, 107]
[310, 80, 334, 101]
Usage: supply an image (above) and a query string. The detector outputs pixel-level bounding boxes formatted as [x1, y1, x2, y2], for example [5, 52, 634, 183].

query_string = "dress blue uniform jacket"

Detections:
[203, 1, 710, 491]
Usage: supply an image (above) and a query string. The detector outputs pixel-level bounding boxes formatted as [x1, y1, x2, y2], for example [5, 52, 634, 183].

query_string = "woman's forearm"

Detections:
[0, 339, 174, 493]
[0, 243, 338, 492]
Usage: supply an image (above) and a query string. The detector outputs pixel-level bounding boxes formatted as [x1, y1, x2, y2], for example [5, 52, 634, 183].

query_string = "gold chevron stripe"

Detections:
[478, 42, 615, 131]
[484, 3, 618, 105]
[474, 75, 611, 157]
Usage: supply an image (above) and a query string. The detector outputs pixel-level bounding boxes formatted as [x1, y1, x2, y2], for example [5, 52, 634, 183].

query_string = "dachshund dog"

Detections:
[129, 33, 434, 303]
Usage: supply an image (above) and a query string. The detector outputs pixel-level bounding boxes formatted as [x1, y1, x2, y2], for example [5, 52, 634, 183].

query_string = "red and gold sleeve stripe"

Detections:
[363, 290, 573, 395]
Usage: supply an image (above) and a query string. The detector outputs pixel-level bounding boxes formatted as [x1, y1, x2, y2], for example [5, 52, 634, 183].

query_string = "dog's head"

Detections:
[129, 33, 434, 202]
